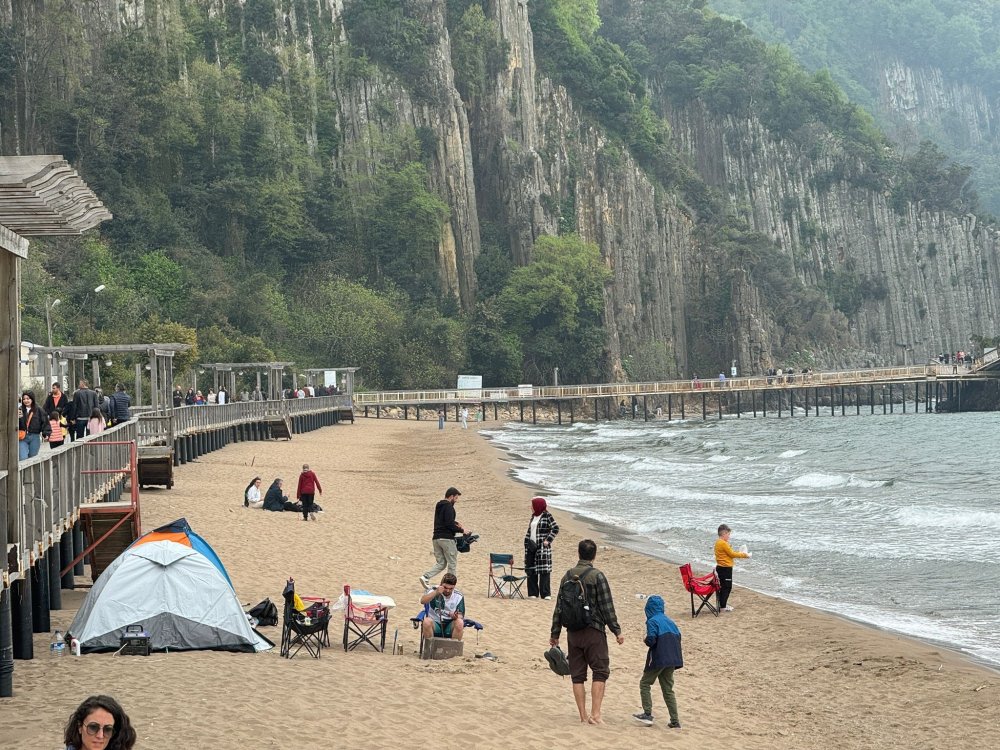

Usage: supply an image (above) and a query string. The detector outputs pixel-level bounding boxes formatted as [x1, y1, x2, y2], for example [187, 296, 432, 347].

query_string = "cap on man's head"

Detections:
[445, 487, 461, 497]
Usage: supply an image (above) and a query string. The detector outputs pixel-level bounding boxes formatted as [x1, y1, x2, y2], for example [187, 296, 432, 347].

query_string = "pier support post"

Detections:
[751, 391, 756, 418]
[736, 391, 741, 417]
[667, 394, 672, 421]
[680, 395, 685, 420]
[701, 393, 707, 421]
[557, 401, 562, 425]
[643, 396, 648, 422]
[31, 556, 50, 633]
[73, 521, 84, 576]
[531, 401, 536, 425]
[60, 531, 74, 590]
[0, 587, 13, 696]
[47, 545, 61, 610]
[870, 386, 875, 415]
[889, 384, 894, 413]
[814, 387, 820, 416]
[11, 578, 32, 659]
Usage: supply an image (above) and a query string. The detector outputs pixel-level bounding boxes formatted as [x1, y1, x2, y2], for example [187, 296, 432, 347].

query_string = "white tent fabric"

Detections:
[69, 539, 270, 652]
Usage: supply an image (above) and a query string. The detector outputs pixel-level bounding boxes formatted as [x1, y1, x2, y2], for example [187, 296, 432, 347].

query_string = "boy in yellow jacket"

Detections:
[714, 524, 751, 612]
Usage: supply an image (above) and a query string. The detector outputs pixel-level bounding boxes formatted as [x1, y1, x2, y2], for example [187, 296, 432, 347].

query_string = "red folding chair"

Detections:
[679, 563, 721, 618]
[342, 585, 389, 652]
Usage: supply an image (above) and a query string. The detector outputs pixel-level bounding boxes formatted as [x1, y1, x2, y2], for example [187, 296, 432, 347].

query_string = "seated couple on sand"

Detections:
[420, 573, 465, 641]
[244, 477, 324, 518]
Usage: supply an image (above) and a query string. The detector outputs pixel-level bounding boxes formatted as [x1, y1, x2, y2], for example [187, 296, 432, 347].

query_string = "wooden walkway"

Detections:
[354, 364, 996, 415]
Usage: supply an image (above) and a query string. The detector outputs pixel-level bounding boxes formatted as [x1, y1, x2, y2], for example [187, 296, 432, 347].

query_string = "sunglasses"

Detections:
[84, 722, 115, 737]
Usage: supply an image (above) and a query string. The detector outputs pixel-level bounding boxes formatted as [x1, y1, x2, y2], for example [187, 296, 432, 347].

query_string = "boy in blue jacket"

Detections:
[633, 595, 682, 727]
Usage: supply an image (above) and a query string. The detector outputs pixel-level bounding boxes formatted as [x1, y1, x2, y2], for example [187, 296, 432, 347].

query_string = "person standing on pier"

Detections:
[71, 379, 99, 440]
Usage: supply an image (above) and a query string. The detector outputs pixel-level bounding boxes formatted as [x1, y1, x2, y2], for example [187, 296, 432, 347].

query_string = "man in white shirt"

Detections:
[419, 573, 465, 641]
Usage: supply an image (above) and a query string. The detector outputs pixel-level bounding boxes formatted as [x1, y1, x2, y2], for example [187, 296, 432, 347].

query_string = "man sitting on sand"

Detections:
[420, 573, 465, 641]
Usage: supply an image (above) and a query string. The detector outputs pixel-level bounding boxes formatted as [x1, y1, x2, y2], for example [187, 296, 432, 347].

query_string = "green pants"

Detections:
[639, 666, 678, 721]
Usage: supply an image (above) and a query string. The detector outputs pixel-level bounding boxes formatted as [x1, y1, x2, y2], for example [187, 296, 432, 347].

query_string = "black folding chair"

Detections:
[487, 553, 527, 599]
[280, 578, 330, 659]
[342, 585, 389, 652]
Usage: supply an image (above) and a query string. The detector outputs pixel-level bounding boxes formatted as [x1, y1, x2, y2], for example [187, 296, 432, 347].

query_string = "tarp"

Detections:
[68, 518, 270, 653]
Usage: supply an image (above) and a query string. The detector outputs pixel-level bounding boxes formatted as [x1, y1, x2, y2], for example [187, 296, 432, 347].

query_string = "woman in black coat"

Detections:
[262, 478, 297, 512]
[18, 390, 51, 460]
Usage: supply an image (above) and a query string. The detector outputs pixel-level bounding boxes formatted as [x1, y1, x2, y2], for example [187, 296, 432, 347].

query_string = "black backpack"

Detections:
[557, 568, 596, 632]
[248, 598, 278, 627]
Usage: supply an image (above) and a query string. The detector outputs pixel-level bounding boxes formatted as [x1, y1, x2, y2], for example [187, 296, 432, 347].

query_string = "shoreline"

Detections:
[2, 418, 997, 749]
[482, 425, 1000, 675]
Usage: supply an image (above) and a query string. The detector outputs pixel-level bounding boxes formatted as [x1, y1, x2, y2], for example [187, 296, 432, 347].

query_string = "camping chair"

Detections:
[679, 563, 721, 618]
[280, 578, 331, 659]
[343, 585, 389, 652]
[410, 606, 483, 658]
[487, 553, 527, 599]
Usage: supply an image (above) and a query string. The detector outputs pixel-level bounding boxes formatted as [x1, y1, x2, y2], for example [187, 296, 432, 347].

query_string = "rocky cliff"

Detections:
[3, 0, 999, 378]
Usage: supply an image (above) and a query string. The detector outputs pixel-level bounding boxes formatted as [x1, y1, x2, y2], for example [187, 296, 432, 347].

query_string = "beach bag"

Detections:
[247, 598, 278, 627]
[557, 568, 596, 632]
[456, 533, 479, 553]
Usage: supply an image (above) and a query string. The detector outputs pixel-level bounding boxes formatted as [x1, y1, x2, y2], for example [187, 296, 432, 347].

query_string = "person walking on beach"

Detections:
[419, 487, 466, 588]
[632, 595, 682, 727]
[714, 523, 751, 612]
[460, 406, 469, 429]
[296, 464, 323, 521]
[438, 409, 445, 430]
[550, 539, 624, 725]
[524, 496, 560, 599]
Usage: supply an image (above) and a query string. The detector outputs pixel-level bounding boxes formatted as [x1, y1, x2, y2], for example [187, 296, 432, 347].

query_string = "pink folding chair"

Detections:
[342, 584, 389, 652]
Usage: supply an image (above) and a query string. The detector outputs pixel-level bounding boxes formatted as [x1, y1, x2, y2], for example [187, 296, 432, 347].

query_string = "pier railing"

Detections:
[11, 421, 136, 576]
[352, 365, 963, 406]
[133, 395, 353, 446]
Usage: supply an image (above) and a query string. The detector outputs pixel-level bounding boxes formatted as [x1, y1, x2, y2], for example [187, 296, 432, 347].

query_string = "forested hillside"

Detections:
[711, 0, 1000, 213]
[2, 0, 997, 392]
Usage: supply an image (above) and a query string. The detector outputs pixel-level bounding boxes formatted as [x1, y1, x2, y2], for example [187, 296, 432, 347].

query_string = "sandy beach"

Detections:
[1, 418, 997, 749]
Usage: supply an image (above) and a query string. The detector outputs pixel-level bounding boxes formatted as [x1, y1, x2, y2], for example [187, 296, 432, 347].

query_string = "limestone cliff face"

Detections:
[473, 0, 694, 377]
[5, 0, 999, 376]
[875, 60, 998, 152]
[669, 102, 1000, 365]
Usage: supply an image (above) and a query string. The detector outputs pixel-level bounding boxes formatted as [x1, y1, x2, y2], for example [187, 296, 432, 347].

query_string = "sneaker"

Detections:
[302, 517, 309, 521]
[667, 720, 681, 729]
[632, 712, 654, 726]
[722, 605, 734, 612]
[309, 512, 317, 521]
[543, 596, 552, 600]
[418, 575, 430, 590]
[528, 595, 538, 599]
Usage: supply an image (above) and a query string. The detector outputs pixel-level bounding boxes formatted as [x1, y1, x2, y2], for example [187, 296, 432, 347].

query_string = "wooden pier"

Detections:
[353, 363, 1000, 424]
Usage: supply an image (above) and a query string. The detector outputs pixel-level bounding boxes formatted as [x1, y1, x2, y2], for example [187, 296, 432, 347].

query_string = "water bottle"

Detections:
[50, 630, 66, 658]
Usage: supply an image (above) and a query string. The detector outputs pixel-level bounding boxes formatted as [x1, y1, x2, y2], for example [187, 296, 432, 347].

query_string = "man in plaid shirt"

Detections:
[550, 539, 625, 724]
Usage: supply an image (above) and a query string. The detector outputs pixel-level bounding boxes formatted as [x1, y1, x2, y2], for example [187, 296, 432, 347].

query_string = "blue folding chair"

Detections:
[487, 553, 527, 599]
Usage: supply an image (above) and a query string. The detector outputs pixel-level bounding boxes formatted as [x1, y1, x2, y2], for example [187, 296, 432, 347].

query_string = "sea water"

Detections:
[484, 409, 1000, 667]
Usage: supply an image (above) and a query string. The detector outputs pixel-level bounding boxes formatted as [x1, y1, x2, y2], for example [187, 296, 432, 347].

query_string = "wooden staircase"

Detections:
[267, 415, 293, 440]
[81, 505, 140, 580]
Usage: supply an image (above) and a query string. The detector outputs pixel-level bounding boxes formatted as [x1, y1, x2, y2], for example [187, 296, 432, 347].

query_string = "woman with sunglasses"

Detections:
[63, 695, 136, 750]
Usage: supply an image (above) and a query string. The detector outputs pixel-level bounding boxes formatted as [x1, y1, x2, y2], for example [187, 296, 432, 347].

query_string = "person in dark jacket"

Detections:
[262, 478, 297, 512]
[108, 383, 131, 425]
[172, 387, 183, 408]
[524, 496, 560, 599]
[419, 487, 467, 588]
[632, 595, 683, 727]
[184, 388, 196, 405]
[18, 390, 51, 460]
[72, 379, 99, 440]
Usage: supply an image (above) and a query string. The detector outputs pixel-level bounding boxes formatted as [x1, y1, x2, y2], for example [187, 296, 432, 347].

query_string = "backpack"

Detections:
[557, 568, 596, 632]
[247, 598, 278, 627]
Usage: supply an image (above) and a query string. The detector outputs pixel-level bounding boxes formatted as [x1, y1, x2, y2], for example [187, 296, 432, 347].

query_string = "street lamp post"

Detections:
[45, 297, 60, 347]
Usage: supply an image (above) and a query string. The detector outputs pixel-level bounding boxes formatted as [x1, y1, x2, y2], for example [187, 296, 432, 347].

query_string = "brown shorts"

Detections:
[566, 627, 610, 684]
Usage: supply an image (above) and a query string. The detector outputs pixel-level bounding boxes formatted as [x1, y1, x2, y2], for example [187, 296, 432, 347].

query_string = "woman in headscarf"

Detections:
[524, 496, 560, 599]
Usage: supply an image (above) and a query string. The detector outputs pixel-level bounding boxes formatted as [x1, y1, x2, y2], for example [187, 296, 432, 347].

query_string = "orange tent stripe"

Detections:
[132, 531, 191, 548]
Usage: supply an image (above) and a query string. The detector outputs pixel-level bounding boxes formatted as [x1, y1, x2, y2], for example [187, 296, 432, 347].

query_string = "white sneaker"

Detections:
[419, 575, 430, 590]
[528, 595, 538, 599]
[309, 512, 317, 521]
[543, 596, 552, 600]
[722, 606, 734, 612]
